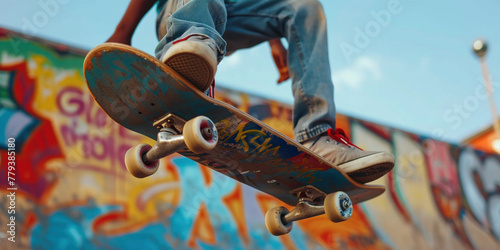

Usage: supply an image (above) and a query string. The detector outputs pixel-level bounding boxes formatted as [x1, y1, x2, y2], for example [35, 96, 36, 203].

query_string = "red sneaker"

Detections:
[302, 128, 395, 183]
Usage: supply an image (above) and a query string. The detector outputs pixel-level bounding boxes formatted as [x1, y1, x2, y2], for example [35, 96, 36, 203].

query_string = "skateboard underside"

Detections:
[84, 43, 385, 207]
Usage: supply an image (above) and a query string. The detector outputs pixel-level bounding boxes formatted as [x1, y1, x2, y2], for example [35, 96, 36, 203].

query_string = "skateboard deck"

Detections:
[84, 43, 385, 234]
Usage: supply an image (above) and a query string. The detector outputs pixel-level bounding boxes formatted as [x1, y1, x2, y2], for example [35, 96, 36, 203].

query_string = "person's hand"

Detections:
[269, 39, 290, 84]
[104, 0, 157, 45]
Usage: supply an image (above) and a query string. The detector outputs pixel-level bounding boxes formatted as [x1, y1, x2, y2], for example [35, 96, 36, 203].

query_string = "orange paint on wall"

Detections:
[222, 184, 249, 245]
[468, 130, 496, 153]
[188, 203, 217, 248]
[198, 164, 213, 187]
[297, 206, 388, 249]
[337, 114, 351, 137]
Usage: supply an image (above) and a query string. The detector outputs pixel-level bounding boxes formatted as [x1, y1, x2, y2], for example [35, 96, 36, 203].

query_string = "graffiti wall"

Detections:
[0, 28, 499, 249]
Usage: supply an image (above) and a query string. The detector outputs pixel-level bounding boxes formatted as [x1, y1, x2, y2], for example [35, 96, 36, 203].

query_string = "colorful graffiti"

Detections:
[0, 28, 499, 249]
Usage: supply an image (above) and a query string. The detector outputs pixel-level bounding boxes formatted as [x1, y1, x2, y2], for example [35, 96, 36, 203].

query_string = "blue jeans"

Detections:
[156, 0, 336, 143]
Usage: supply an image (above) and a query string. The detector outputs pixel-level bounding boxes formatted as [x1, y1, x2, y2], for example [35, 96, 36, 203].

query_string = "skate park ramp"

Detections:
[1, 28, 499, 249]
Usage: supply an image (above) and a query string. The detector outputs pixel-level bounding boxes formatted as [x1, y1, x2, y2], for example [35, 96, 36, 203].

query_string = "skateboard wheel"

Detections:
[184, 116, 218, 154]
[125, 144, 160, 178]
[265, 206, 293, 236]
[324, 191, 353, 222]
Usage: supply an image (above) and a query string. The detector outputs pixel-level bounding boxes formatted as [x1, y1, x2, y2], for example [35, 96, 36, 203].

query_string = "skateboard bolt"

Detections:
[201, 127, 213, 140]
[341, 198, 351, 211]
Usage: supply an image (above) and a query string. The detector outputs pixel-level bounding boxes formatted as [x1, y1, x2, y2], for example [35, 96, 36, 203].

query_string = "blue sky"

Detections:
[1, 0, 499, 144]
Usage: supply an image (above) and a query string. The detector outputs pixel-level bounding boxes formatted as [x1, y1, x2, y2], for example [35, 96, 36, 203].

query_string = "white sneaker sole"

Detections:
[339, 152, 395, 183]
[161, 41, 217, 92]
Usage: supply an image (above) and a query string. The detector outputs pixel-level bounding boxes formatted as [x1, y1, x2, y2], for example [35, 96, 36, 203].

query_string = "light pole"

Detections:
[473, 39, 500, 153]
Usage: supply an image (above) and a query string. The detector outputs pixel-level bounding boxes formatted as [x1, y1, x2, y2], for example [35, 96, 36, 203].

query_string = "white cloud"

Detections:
[333, 56, 382, 89]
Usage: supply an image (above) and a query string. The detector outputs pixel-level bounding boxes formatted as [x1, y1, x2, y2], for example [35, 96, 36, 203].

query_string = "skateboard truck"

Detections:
[134, 114, 187, 167]
[265, 185, 353, 236]
[281, 186, 326, 224]
[282, 200, 325, 224]
[291, 185, 325, 201]
[153, 113, 186, 133]
[125, 114, 218, 178]
[142, 127, 185, 166]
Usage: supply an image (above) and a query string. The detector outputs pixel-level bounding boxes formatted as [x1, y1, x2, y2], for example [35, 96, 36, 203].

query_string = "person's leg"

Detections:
[224, 0, 335, 142]
[224, 0, 394, 183]
[155, 0, 227, 92]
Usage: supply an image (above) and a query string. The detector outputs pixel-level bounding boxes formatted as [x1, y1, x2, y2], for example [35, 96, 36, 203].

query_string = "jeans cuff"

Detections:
[295, 124, 332, 143]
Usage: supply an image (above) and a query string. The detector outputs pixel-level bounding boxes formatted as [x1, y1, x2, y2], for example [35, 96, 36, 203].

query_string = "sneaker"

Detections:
[161, 35, 218, 93]
[302, 128, 395, 183]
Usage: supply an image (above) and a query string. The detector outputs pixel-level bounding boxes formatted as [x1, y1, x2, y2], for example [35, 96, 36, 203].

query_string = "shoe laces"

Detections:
[327, 128, 363, 150]
[205, 80, 215, 98]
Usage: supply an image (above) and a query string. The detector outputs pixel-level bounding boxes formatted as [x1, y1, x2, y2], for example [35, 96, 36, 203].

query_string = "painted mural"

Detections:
[0, 28, 499, 249]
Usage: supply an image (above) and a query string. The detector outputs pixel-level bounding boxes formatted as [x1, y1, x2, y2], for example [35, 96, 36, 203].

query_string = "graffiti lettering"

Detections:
[219, 122, 280, 157]
[247, 136, 280, 156]
[458, 149, 500, 240]
[490, 196, 500, 241]
[57, 87, 84, 117]
[57, 86, 138, 169]
[60, 124, 132, 168]
[57, 87, 108, 129]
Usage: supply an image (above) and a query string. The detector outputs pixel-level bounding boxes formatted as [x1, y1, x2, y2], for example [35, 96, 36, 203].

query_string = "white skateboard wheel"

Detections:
[183, 116, 218, 154]
[125, 144, 160, 178]
[324, 191, 353, 222]
[265, 206, 293, 236]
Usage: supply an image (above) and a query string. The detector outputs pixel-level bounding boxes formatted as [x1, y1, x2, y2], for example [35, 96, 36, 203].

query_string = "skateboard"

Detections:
[84, 43, 385, 236]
